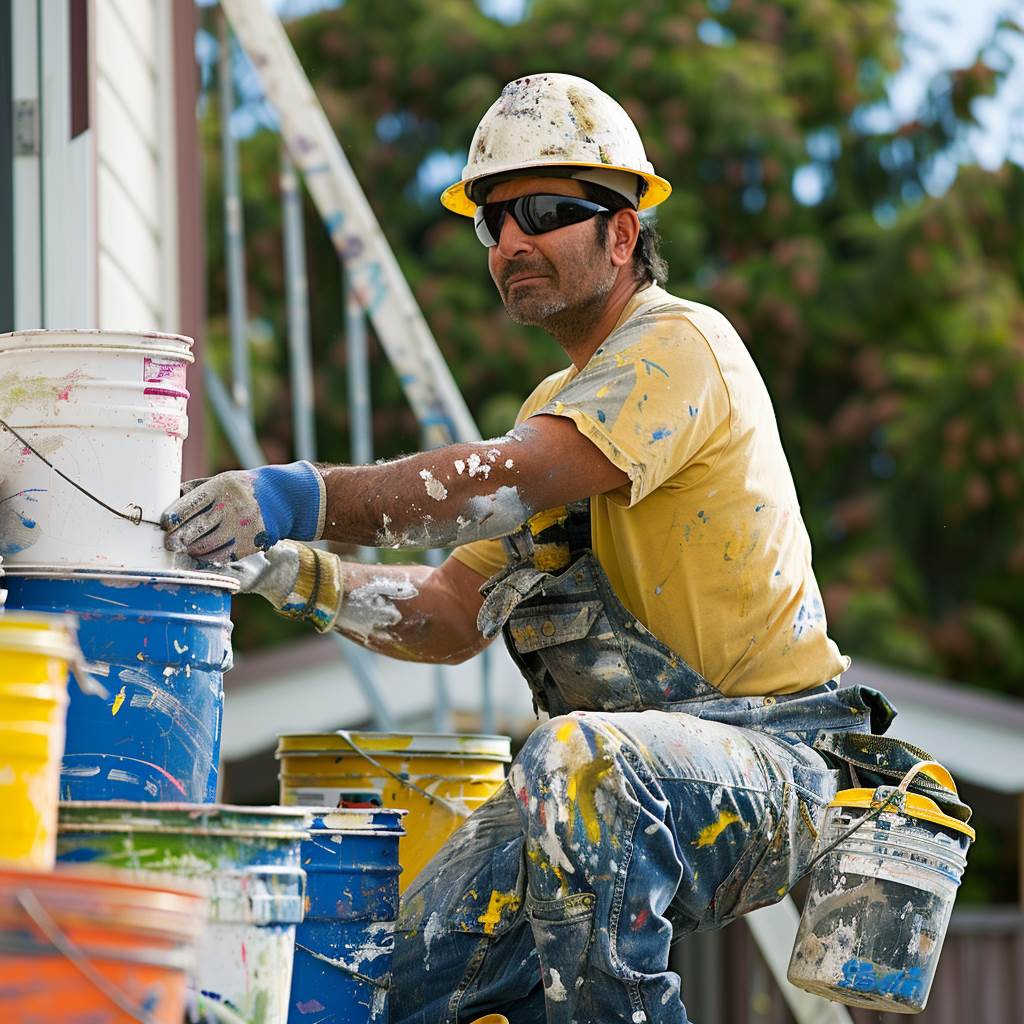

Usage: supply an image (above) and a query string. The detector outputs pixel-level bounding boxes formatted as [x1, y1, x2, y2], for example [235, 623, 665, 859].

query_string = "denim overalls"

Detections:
[392, 503, 897, 1024]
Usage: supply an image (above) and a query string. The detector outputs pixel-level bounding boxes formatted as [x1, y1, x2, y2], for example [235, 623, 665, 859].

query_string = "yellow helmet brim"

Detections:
[440, 162, 672, 217]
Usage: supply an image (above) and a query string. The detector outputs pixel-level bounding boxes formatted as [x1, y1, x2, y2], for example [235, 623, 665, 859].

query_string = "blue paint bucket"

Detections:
[288, 808, 406, 1024]
[2, 566, 236, 802]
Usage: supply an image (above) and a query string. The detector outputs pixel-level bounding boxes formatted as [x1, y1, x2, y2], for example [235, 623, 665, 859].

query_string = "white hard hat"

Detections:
[441, 73, 672, 216]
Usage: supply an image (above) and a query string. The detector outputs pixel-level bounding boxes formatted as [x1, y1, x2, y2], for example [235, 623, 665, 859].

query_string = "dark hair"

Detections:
[582, 182, 669, 287]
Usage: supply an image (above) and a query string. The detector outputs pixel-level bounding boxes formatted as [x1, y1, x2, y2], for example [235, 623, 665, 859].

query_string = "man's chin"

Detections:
[503, 297, 566, 327]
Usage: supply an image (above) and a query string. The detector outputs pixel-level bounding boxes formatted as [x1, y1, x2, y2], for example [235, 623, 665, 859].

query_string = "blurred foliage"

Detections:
[200, 0, 1024, 895]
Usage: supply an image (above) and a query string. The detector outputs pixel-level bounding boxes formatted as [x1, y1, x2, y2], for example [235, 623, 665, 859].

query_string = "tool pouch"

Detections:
[811, 732, 973, 824]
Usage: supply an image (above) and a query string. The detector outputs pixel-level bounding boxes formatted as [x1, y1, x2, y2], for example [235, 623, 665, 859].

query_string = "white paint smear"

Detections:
[418, 469, 448, 501]
[546, 967, 567, 1002]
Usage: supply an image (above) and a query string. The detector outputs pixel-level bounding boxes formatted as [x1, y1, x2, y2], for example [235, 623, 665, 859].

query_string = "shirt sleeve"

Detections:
[450, 537, 508, 579]
[530, 310, 732, 506]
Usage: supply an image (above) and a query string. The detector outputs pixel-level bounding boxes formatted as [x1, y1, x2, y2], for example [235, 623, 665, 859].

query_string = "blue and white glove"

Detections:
[161, 461, 326, 563]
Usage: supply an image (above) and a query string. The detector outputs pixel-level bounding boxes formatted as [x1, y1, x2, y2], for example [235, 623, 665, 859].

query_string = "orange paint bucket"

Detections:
[0, 866, 204, 1023]
[0, 611, 77, 869]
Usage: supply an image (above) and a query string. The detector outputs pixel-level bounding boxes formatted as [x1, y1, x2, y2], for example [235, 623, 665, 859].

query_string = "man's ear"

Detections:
[609, 209, 641, 268]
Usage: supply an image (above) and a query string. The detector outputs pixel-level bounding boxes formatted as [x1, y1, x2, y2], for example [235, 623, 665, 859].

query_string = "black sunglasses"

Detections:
[474, 194, 612, 247]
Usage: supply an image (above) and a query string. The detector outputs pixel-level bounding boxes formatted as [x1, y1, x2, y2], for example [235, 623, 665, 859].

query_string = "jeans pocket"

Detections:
[527, 893, 597, 1006]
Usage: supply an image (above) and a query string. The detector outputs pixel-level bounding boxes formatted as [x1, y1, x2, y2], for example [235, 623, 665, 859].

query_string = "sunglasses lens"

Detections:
[474, 195, 609, 247]
[519, 195, 600, 234]
[474, 206, 501, 247]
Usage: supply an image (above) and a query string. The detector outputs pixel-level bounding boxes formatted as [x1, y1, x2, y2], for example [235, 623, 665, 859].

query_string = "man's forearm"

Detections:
[319, 433, 533, 550]
[332, 561, 489, 665]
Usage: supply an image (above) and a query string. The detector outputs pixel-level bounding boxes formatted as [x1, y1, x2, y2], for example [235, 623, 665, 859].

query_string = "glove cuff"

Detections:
[276, 543, 345, 633]
[253, 461, 326, 546]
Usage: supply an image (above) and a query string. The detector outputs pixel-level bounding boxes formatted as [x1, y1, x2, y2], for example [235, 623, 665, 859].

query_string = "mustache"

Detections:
[499, 259, 553, 291]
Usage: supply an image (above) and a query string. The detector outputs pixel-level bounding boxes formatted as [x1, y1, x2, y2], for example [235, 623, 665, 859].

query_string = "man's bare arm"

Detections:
[319, 414, 629, 549]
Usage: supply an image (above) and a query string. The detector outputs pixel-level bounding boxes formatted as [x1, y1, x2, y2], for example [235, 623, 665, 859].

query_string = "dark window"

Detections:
[0, 0, 13, 331]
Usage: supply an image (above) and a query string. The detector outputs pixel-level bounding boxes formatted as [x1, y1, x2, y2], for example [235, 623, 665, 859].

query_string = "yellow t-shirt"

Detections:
[453, 284, 849, 697]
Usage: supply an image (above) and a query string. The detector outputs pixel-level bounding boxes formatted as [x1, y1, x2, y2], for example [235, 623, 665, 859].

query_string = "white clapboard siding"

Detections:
[94, 0, 173, 330]
[96, 76, 160, 233]
[99, 249, 161, 330]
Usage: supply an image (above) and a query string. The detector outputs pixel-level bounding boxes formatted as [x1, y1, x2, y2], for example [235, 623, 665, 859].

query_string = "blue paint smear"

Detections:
[597, 409, 606, 423]
[688, 405, 699, 417]
[641, 358, 669, 377]
[755, 503, 765, 512]
[324, 211, 345, 234]
[774, 570, 782, 576]
[651, 427, 672, 441]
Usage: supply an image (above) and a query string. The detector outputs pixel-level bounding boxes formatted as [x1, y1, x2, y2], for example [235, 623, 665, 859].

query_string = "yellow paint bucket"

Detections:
[0, 611, 78, 869]
[277, 731, 511, 889]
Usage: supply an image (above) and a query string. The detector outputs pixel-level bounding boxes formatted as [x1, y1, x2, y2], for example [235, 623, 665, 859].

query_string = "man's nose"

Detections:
[495, 212, 534, 258]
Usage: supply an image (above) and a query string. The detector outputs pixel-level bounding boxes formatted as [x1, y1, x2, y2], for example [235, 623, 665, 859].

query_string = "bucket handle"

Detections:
[333, 729, 468, 820]
[15, 887, 157, 1024]
[801, 759, 946, 878]
[0, 417, 160, 527]
[295, 941, 391, 990]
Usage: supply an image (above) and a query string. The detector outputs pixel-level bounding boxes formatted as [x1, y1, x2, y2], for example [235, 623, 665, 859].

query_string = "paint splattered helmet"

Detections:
[441, 73, 672, 216]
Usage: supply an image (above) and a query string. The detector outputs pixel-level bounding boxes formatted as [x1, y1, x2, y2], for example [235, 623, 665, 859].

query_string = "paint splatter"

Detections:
[641, 358, 669, 377]
[651, 427, 672, 441]
[454, 459, 466, 474]
[755, 503, 765, 512]
[688, 405, 699, 417]
[693, 810, 742, 847]
[597, 410, 607, 423]
[111, 686, 126, 716]
[418, 469, 448, 501]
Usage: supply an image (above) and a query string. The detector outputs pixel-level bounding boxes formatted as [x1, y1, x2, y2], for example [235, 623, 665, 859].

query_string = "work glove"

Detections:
[218, 540, 345, 633]
[161, 461, 326, 562]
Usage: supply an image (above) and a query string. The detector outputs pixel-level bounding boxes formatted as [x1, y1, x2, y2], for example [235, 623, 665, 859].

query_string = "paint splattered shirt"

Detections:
[453, 284, 849, 697]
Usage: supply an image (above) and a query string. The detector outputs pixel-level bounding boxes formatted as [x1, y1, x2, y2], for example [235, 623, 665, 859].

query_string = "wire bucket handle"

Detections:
[333, 729, 467, 820]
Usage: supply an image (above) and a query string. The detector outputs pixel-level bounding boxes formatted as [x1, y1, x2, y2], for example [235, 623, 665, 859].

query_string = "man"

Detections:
[163, 74, 897, 1023]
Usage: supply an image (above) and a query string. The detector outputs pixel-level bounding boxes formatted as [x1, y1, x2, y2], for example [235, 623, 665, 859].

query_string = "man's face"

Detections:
[483, 176, 619, 328]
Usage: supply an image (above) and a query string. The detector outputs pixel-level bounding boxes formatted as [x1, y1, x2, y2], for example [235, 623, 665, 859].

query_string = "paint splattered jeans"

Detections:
[391, 550, 888, 1023]
[392, 704, 872, 1024]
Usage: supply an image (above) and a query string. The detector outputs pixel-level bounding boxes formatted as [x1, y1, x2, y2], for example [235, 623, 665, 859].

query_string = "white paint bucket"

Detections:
[787, 784, 973, 1013]
[0, 329, 193, 571]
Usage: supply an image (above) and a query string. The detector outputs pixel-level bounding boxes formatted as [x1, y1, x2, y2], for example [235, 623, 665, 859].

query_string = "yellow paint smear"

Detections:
[111, 685, 126, 716]
[477, 889, 521, 935]
[692, 810, 742, 848]
[569, 754, 615, 845]
[556, 720, 576, 743]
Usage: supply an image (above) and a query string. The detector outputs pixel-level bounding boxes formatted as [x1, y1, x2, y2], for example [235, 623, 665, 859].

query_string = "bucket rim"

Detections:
[0, 611, 79, 662]
[829, 787, 976, 840]
[59, 800, 310, 818]
[0, 327, 193, 350]
[276, 731, 512, 759]
[5, 564, 240, 592]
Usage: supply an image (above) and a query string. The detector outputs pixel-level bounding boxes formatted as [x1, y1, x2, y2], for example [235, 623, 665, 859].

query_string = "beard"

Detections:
[498, 239, 618, 339]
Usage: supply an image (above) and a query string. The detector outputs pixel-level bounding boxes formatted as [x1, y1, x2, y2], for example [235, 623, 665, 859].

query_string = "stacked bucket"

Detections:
[0, 329, 513, 1023]
[0, 329, 307, 1023]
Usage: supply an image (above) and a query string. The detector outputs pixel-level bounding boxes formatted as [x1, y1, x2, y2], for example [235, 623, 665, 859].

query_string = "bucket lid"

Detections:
[276, 731, 512, 760]
[830, 787, 976, 841]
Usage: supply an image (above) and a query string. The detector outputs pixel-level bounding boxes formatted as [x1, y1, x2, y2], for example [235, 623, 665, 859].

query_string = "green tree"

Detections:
[204, 0, 1024, 696]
